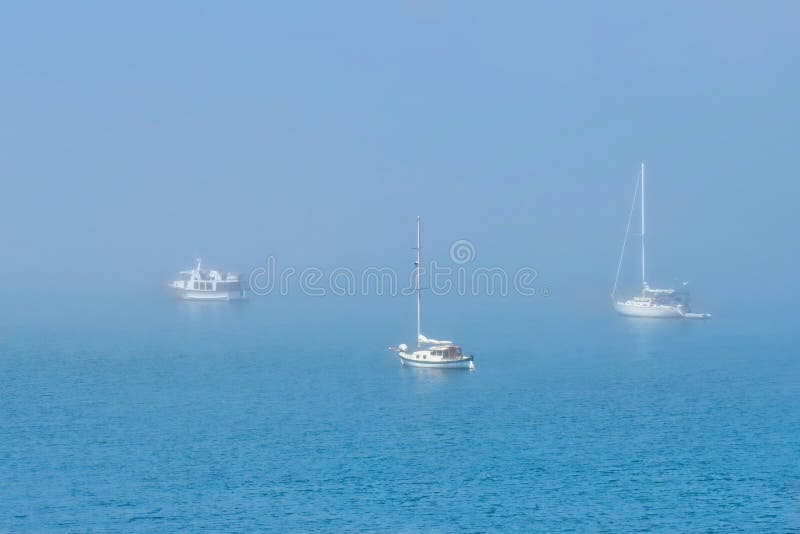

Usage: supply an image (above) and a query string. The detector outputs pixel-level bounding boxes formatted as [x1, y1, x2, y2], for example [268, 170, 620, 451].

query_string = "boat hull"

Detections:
[172, 289, 247, 301]
[613, 301, 684, 318]
[398, 352, 475, 370]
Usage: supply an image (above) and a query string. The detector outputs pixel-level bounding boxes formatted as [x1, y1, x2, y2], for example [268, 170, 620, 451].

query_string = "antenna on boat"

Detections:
[416, 216, 421, 349]
[641, 162, 646, 295]
[195, 257, 202, 271]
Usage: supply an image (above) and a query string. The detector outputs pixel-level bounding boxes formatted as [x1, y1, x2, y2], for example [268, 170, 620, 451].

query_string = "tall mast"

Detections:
[640, 162, 646, 293]
[416, 216, 421, 349]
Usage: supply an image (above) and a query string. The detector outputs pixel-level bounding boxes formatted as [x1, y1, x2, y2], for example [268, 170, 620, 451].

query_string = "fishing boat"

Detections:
[168, 258, 247, 301]
[389, 217, 475, 369]
[612, 163, 710, 319]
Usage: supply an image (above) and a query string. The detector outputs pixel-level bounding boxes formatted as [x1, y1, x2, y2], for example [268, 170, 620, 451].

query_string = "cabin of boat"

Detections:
[174, 269, 243, 293]
[405, 345, 466, 362]
[430, 345, 464, 360]
[638, 285, 691, 308]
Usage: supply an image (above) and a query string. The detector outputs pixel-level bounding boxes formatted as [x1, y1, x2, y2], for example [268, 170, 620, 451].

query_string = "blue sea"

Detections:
[1, 294, 798, 531]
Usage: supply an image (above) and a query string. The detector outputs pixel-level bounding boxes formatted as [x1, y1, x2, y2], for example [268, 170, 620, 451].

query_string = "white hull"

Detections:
[614, 300, 684, 318]
[398, 352, 474, 370]
[173, 288, 246, 301]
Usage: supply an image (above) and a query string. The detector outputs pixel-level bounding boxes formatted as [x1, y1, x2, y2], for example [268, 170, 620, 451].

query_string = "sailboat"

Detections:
[389, 217, 475, 369]
[612, 163, 711, 319]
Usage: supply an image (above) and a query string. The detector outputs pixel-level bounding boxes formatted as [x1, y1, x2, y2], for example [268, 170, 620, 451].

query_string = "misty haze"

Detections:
[1, 2, 798, 531]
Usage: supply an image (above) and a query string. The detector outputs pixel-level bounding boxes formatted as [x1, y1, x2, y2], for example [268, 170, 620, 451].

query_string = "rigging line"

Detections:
[612, 172, 641, 300]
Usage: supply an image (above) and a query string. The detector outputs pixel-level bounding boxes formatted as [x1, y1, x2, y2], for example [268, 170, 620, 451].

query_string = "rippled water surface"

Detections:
[1, 296, 798, 531]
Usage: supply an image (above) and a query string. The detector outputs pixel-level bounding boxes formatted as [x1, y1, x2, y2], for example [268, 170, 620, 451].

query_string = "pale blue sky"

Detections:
[1, 2, 797, 309]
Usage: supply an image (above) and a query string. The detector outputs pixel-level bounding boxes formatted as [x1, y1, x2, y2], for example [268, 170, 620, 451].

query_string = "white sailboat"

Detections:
[389, 217, 475, 369]
[612, 163, 711, 319]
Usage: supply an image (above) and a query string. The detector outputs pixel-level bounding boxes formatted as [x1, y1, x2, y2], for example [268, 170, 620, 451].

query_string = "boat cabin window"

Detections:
[431, 347, 461, 359]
